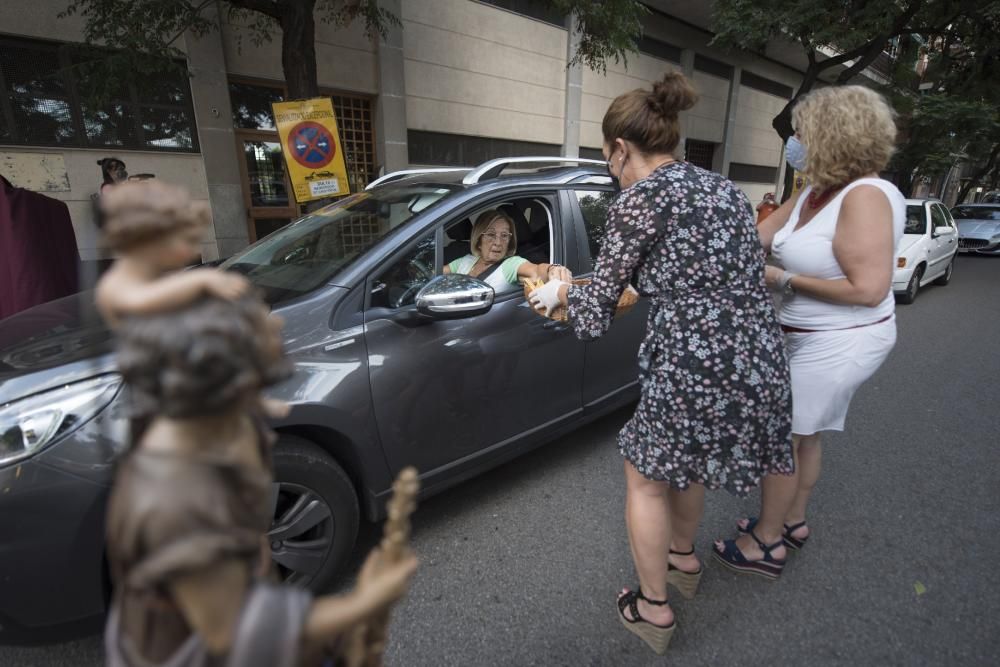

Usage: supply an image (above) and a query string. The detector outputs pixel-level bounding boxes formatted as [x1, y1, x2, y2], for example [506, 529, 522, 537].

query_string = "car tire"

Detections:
[933, 257, 955, 286]
[271, 435, 359, 593]
[897, 265, 923, 304]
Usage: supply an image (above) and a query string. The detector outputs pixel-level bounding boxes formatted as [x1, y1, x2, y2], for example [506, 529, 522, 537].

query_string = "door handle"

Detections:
[542, 320, 570, 332]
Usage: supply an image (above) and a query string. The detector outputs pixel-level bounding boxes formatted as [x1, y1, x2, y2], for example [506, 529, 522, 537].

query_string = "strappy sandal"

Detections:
[712, 527, 786, 580]
[737, 517, 810, 550]
[616, 588, 676, 655]
[667, 547, 703, 599]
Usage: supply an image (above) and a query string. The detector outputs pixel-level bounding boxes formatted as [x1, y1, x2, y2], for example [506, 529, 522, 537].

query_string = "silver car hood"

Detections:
[956, 220, 1000, 238]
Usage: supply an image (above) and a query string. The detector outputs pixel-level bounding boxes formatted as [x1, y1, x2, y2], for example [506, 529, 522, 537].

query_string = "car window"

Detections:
[904, 205, 926, 235]
[952, 205, 1000, 221]
[574, 190, 615, 272]
[929, 204, 949, 230]
[370, 232, 436, 310]
[441, 197, 555, 294]
[221, 185, 459, 305]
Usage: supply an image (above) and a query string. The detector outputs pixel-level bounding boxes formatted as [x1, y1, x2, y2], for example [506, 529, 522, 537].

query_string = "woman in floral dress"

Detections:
[529, 71, 793, 655]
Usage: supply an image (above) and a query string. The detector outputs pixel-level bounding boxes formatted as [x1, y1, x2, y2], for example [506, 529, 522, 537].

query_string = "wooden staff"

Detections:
[343, 467, 420, 667]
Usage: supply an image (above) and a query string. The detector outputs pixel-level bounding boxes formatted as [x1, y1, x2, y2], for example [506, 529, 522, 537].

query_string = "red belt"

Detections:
[780, 314, 892, 334]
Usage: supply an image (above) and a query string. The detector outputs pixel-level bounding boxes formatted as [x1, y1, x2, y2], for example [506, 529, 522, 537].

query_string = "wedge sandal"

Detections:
[667, 547, 703, 599]
[737, 517, 810, 550]
[712, 527, 786, 580]
[616, 588, 676, 655]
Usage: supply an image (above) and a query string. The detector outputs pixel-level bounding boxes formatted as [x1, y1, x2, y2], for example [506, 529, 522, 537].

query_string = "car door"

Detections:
[928, 203, 956, 278]
[363, 192, 585, 481]
[568, 187, 650, 407]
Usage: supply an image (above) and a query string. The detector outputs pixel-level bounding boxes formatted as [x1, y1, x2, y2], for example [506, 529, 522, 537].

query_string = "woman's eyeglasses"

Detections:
[482, 232, 512, 242]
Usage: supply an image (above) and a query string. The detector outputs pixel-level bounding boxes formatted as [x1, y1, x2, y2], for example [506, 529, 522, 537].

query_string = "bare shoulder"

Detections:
[840, 183, 893, 223]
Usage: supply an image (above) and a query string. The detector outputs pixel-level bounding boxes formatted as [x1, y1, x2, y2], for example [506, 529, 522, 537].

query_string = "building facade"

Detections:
[0, 0, 805, 267]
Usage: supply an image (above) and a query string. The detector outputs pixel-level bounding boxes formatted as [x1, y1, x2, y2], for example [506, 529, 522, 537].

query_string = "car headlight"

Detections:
[0, 375, 121, 467]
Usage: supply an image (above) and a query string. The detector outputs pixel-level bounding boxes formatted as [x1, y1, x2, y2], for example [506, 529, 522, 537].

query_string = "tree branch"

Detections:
[163, 0, 217, 48]
[227, 0, 283, 20]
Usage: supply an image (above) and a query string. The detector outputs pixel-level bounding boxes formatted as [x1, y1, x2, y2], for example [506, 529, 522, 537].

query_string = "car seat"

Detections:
[516, 200, 551, 264]
[443, 219, 472, 265]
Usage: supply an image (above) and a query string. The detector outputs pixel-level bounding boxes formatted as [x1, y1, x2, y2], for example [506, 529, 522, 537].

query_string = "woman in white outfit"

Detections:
[713, 85, 905, 577]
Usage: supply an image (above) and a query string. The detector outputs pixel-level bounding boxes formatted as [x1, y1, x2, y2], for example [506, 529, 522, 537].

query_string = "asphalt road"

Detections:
[3, 255, 998, 666]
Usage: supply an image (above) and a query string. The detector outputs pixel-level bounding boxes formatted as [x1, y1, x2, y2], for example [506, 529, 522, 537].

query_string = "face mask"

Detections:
[785, 136, 807, 173]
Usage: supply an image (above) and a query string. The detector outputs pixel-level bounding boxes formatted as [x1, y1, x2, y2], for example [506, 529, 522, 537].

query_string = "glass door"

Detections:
[236, 130, 298, 242]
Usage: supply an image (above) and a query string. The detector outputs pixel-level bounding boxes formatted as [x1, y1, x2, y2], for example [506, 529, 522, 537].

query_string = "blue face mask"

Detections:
[785, 136, 807, 173]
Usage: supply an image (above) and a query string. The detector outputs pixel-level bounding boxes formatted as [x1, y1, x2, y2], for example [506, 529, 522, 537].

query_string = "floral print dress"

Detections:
[567, 161, 793, 496]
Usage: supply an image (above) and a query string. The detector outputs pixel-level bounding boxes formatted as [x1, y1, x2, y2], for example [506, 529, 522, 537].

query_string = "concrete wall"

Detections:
[0, 149, 208, 262]
[401, 0, 567, 144]
[220, 12, 378, 94]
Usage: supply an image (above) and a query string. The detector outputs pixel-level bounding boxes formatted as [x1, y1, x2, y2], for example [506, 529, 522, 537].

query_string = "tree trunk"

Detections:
[280, 0, 319, 99]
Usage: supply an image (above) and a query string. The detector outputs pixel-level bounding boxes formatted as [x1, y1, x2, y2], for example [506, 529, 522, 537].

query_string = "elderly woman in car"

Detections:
[443, 209, 571, 290]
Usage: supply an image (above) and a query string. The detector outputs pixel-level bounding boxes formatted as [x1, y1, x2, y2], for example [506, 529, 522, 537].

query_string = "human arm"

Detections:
[540, 194, 659, 338]
[97, 269, 248, 321]
[766, 185, 895, 307]
[516, 260, 572, 283]
[756, 190, 804, 252]
[301, 548, 417, 650]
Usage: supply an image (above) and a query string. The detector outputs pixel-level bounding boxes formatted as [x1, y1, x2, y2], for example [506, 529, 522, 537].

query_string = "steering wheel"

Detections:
[390, 255, 434, 309]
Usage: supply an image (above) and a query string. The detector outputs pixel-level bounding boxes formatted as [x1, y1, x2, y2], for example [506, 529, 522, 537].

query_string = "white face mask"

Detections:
[785, 136, 807, 173]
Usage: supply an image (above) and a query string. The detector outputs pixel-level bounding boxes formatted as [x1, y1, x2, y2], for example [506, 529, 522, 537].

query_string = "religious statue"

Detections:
[98, 182, 419, 666]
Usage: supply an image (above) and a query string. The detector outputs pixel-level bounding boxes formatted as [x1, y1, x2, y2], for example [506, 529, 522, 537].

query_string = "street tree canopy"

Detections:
[709, 0, 989, 141]
[61, 0, 648, 103]
[887, 2, 1000, 198]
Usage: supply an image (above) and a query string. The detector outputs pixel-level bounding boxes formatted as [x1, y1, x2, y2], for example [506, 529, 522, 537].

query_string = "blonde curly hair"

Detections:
[792, 85, 898, 190]
[100, 181, 210, 251]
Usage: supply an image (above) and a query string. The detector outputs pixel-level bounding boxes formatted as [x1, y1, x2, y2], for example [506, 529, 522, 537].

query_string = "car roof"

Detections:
[365, 157, 611, 193]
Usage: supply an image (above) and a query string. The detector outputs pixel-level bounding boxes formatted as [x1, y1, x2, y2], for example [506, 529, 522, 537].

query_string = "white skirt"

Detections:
[786, 317, 896, 435]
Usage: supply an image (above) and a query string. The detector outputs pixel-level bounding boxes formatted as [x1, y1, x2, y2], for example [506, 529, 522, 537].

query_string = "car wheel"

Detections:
[898, 265, 923, 304]
[270, 435, 359, 592]
[933, 257, 955, 286]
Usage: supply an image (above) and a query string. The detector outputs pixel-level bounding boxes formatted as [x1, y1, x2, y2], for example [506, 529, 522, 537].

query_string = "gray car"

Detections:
[0, 158, 646, 640]
[952, 203, 1000, 255]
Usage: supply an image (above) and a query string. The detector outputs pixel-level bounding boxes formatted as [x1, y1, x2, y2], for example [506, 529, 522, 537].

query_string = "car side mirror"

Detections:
[415, 274, 494, 320]
[933, 226, 951, 237]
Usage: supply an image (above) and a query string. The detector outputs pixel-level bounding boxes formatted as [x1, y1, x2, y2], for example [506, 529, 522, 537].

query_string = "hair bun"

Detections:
[647, 71, 698, 117]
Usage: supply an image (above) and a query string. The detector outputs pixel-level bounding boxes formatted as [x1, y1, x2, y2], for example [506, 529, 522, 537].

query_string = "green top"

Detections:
[448, 254, 528, 291]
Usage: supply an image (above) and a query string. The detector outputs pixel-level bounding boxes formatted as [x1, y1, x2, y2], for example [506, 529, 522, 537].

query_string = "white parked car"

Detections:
[893, 198, 958, 304]
[952, 203, 1000, 255]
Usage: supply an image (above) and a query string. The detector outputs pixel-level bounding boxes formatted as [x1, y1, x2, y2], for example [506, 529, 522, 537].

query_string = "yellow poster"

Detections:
[272, 98, 350, 203]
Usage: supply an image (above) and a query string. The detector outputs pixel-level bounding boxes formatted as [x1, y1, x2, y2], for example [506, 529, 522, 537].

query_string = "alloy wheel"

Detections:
[268, 481, 336, 586]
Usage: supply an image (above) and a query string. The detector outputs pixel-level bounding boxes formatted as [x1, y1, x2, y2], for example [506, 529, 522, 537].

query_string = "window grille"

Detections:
[0, 36, 197, 151]
[685, 139, 716, 171]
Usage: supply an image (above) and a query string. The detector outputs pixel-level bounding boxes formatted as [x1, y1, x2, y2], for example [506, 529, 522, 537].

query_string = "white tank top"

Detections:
[771, 178, 905, 330]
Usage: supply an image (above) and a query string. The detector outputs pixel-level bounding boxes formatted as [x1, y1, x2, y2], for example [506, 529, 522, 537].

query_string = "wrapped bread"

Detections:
[523, 278, 638, 322]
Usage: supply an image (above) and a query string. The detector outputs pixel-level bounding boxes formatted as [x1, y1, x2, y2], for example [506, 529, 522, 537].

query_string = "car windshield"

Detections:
[952, 206, 1000, 221]
[221, 185, 460, 304]
[904, 205, 925, 234]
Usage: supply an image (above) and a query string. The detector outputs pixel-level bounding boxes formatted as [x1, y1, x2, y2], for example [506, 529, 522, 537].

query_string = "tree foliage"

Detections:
[61, 0, 647, 103]
[887, 2, 1000, 198]
[710, 0, 988, 140]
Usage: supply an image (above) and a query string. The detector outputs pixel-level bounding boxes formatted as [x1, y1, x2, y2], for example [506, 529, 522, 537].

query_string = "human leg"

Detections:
[666, 484, 704, 598]
[620, 460, 674, 627]
[713, 436, 801, 574]
[783, 432, 821, 543]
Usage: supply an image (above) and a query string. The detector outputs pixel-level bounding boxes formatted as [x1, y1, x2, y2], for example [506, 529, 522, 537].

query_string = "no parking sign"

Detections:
[272, 98, 350, 203]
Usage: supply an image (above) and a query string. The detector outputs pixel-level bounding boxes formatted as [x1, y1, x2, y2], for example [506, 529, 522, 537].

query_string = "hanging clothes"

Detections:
[0, 175, 81, 320]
